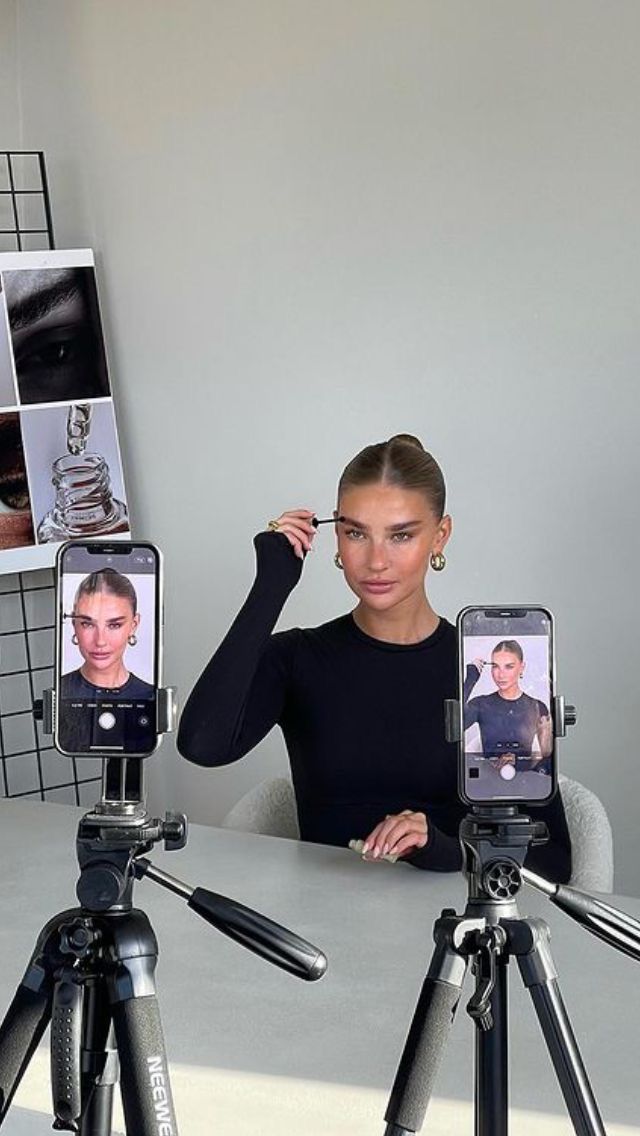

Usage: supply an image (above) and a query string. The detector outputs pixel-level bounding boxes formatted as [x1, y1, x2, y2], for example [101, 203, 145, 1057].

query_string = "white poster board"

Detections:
[0, 249, 130, 571]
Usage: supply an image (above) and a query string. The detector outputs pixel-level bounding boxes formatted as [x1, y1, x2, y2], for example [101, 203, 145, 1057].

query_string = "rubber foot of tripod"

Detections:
[385, 1124, 415, 1135]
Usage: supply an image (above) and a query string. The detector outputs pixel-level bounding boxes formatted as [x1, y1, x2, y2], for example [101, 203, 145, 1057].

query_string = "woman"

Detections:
[178, 435, 571, 880]
[464, 641, 553, 774]
[61, 568, 154, 700]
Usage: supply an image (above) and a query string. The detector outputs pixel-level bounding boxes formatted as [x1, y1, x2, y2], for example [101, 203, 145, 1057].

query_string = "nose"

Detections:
[367, 538, 390, 574]
[94, 623, 107, 646]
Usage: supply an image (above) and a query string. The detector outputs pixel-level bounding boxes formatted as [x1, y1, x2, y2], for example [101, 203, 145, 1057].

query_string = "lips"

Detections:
[361, 580, 395, 593]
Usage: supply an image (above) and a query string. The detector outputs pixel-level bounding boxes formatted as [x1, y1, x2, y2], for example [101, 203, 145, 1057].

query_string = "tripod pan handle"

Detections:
[188, 888, 327, 981]
[553, 886, 640, 963]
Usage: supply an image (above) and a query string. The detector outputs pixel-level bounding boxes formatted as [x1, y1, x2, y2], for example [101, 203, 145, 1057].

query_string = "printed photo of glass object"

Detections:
[20, 400, 129, 543]
[1, 265, 111, 406]
[0, 413, 35, 550]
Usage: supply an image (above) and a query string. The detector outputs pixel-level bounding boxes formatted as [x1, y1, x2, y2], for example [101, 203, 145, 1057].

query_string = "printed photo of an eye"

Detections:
[0, 413, 35, 550]
[2, 266, 111, 405]
[0, 288, 18, 409]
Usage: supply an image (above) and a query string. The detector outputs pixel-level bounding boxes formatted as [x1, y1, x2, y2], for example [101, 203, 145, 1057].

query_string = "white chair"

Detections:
[221, 777, 300, 840]
[557, 774, 614, 893]
[221, 773, 614, 892]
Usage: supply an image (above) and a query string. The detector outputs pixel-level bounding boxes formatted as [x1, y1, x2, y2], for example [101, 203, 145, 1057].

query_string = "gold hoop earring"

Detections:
[128, 634, 138, 647]
[71, 633, 78, 646]
[430, 551, 446, 572]
[334, 552, 344, 571]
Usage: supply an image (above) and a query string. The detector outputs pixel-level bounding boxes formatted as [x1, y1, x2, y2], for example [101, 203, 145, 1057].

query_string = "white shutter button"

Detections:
[98, 711, 116, 730]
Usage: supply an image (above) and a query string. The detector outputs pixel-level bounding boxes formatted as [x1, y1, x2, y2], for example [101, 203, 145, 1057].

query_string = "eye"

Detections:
[345, 528, 365, 540]
[16, 327, 87, 370]
[391, 531, 412, 542]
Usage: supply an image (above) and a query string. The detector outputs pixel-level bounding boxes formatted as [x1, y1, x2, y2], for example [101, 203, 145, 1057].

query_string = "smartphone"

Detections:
[458, 606, 557, 805]
[54, 541, 162, 757]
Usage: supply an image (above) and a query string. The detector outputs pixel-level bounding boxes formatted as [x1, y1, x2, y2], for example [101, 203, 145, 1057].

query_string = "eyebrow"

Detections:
[340, 517, 423, 532]
[74, 615, 126, 623]
[6, 275, 80, 331]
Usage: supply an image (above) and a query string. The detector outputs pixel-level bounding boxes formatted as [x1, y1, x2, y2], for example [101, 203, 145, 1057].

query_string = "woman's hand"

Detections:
[472, 657, 485, 673]
[362, 810, 428, 860]
[490, 752, 516, 772]
[267, 509, 317, 560]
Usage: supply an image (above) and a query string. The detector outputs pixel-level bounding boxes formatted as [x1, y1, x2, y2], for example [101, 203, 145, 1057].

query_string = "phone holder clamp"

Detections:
[33, 685, 177, 737]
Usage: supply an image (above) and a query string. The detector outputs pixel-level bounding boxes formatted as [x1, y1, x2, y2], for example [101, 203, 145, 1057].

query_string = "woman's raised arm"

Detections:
[177, 519, 312, 766]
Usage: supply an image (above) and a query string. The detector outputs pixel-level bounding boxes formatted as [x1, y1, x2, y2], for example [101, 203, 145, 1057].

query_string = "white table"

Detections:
[0, 798, 637, 1135]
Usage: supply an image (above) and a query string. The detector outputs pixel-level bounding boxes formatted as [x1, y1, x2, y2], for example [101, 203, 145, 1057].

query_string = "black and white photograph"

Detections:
[0, 249, 111, 405]
[20, 399, 129, 545]
[0, 290, 17, 408]
[0, 412, 35, 551]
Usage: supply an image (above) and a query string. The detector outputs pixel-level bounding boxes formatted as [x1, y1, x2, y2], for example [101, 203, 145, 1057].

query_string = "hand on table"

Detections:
[361, 810, 428, 861]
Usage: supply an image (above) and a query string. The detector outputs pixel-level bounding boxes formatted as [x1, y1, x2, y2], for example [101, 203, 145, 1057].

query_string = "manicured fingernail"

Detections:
[373, 847, 380, 859]
[362, 842, 369, 854]
[383, 844, 389, 856]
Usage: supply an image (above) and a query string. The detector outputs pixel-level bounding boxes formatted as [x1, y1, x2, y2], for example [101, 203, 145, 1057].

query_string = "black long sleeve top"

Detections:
[177, 532, 571, 881]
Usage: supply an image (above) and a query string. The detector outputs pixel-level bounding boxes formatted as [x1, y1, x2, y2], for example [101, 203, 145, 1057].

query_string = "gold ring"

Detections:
[267, 519, 280, 532]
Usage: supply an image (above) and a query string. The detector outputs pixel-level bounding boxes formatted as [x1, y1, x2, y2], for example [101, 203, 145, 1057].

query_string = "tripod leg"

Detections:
[105, 910, 178, 1136]
[80, 980, 118, 1136]
[513, 919, 606, 1136]
[475, 956, 508, 1136]
[384, 932, 469, 1135]
[0, 981, 52, 1122]
[111, 996, 178, 1136]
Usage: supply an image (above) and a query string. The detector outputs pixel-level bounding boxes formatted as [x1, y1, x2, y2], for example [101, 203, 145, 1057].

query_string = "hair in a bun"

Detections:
[338, 434, 446, 518]
[387, 433, 425, 451]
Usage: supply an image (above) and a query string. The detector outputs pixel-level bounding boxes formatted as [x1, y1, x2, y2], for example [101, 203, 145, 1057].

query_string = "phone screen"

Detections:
[55, 542, 161, 757]
[459, 607, 556, 804]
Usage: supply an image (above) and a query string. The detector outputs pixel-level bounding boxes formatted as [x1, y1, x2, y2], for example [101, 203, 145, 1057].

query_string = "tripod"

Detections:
[383, 805, 640, 1136]
[0, 751, 326, 1134]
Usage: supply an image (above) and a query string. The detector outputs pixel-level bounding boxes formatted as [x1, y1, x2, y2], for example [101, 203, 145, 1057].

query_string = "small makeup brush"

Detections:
[312, 516, 345, 527]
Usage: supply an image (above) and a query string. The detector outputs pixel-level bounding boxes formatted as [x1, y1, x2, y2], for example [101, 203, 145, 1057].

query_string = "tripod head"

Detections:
[442, 692, 640, 963]
[34, 685, 327, 982]
[459, 806, 548, 907]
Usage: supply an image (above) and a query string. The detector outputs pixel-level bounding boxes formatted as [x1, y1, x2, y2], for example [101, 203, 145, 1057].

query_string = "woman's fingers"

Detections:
[281, 530, 308, 559]
[269, 509, 317, 559]
[363, 811, 426, 859]
[385, 814, 428, 858]
[390, 829, 428, 858]
[362, 819, 388, 857]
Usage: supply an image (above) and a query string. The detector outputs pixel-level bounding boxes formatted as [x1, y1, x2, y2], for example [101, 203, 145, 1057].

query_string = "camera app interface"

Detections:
[462, 609, 554, 802]
[58, 545, 158, 755]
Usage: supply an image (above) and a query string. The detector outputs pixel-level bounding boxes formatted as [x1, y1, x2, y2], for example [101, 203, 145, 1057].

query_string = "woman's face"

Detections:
[72, 592, 139, 674]
[336, 482, 451, 612]
[490, 650, 523, 693]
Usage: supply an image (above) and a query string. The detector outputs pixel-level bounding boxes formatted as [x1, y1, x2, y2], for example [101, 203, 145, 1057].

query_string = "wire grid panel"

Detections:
[0, 151, 55, 252]
[1, 151, 100, 803]
[0, 571, 102, 805]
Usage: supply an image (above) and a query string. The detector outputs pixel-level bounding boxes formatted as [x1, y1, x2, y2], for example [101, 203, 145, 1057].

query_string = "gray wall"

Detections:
[0, 1, 19, 147]
[8, 1, 640, 892]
